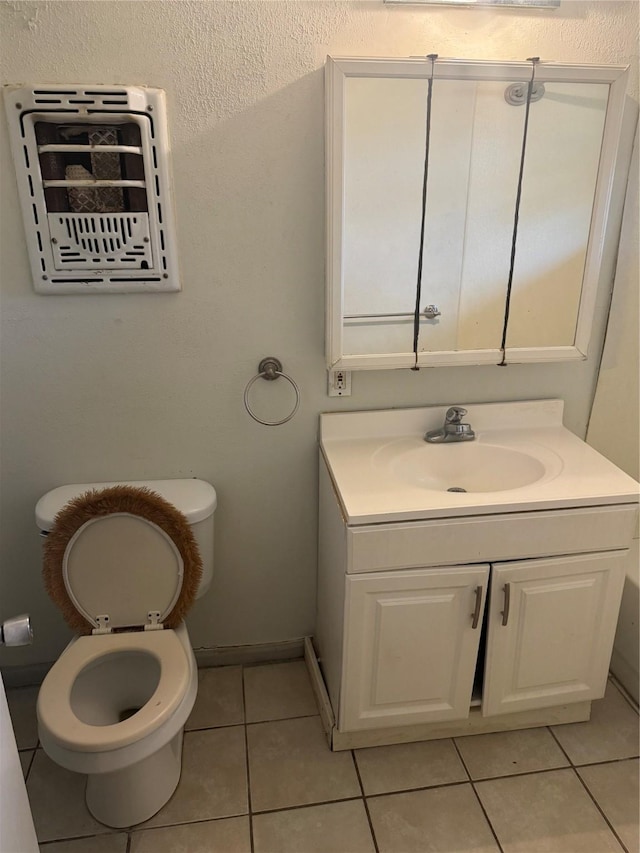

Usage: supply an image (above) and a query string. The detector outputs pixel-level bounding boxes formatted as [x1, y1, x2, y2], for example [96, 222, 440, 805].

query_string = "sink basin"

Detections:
[387, 442, 548, 493]
[319, 400, 640, 524]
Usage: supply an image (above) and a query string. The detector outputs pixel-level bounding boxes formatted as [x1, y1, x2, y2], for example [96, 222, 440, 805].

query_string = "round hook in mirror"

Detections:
[504, 82, 545, 106]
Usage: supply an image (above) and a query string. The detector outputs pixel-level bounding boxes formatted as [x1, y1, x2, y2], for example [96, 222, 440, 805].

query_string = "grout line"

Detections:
[608, 674, 640, 715]
[245, 713, 320, 727]
[351, 750, 379, 853]
[241, 666, 255, 853]
[125, 831, 132, 853]
[547, 724, 577, 767]
[450, 738, 471, 783]
[127, 812, 250, 833]
[365, 778, 473, 800]
[185, 720, 247, 734]
[449, 761, 573, 784]
[24, 748, 37, 782]
[187, 717, 323, 737]
[452, 738, 505, 853]
[574, 755, 640, 769]
[252, 795, 363, 817]
[570, 766, 631, 853]
[547, 720, 596, 770]
[39, 832, 122, 846]
[545, 727, 632, 852]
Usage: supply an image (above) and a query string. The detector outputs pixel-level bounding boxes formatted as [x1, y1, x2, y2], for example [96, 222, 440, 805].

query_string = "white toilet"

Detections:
[34, 478, 217, 828]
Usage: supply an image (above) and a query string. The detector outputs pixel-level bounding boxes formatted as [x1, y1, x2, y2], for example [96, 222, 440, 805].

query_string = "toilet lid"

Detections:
[63, 513, 184, 631]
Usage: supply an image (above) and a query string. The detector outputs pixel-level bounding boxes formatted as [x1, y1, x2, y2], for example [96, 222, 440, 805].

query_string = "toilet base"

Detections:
[86, 728, 184, 828]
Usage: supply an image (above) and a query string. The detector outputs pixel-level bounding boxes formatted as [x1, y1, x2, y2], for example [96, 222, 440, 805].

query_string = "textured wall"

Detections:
[0, 0, 638, 668]
[588, 130, 639, 701]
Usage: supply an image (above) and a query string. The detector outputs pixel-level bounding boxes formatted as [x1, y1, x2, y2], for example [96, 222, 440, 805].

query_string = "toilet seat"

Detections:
[37, 629, 190, 753]
[43, 485, 203, 635]
[62, 512, 183, 632]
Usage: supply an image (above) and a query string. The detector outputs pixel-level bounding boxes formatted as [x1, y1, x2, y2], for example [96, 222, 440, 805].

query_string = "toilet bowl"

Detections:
[35, 480, 216, 828]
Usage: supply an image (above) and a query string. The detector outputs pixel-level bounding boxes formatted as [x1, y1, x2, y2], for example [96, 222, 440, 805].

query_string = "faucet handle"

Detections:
[445, 406, 467, 424]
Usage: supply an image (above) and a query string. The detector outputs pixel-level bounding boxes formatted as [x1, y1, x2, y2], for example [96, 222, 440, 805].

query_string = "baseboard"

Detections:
[304, 637, 335, 748]
[1, 639, 307, 687]
[194, 638, 305, 668]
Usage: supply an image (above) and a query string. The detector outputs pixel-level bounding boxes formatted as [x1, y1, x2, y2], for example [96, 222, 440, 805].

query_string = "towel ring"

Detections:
[244, 357, 300, 426]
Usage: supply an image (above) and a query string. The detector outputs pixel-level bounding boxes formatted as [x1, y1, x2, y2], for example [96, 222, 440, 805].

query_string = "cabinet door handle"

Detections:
[501, 583, 511, 627]
[471, 585, 483, 629]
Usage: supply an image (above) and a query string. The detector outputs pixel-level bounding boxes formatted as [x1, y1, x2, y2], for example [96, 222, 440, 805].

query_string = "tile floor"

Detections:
[6, 661, 639, 853]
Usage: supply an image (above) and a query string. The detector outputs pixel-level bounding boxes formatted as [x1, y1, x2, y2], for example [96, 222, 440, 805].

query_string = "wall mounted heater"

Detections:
[3, 84, 180, 294]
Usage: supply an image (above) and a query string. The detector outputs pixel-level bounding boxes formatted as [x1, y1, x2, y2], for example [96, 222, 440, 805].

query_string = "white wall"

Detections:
[587, 130, 639, 701]
[0, 0, 638, 670]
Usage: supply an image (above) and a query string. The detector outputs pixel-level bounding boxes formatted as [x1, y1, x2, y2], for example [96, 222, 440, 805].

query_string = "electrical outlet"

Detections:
[328, 369, 352, 397]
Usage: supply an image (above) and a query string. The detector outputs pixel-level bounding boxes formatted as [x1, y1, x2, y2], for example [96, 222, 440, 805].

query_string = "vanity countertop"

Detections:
[320, 400, 639, 525]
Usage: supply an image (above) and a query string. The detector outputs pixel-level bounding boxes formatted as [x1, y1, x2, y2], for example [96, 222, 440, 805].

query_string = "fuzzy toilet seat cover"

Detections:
[43, 485, 203, 635]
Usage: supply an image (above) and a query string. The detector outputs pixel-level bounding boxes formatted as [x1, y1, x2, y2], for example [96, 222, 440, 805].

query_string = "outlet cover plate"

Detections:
[328, 369, 352, 397]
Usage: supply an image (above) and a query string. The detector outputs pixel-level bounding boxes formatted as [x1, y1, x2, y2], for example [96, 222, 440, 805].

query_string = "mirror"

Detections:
[326, 58, 628, 370]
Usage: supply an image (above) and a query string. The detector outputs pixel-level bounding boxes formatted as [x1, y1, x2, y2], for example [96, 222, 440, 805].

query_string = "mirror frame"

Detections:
[326, 57, 629, 370]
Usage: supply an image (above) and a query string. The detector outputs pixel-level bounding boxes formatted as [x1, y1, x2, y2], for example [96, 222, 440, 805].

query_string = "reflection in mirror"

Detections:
[507, 82, 608, 348]
[344, 77, 524, 356]
[329, 58, 628, 370]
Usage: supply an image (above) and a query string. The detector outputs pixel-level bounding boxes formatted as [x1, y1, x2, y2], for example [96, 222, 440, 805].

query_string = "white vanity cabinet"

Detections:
[339, 551, 626, 734]
[482, 551, 626, 717]
[316, 462, 633, 750]
[313, 402, 639, 750]
[341, 565, 489, 731]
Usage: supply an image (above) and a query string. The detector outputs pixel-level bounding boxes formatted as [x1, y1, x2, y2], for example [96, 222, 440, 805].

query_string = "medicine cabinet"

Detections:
[325, 58, 629, 370]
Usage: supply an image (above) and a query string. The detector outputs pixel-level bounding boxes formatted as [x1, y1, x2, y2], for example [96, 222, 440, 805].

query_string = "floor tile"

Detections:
[368, 783, 499, 853]
[130, 815, 250, 852]
[253, 800, 376, 853]
[578, 759, 639, 853]
[247, 715, 360, 811]
[355, 738, 467, 795]
[40, 833, 128, 852]
[455, 726, 568, 780]
[476, 767, 624, 852]
[19, 749, 35, 779]
[186, 665, 244, 730]
[551, 681, 639, 765]
[26, 750, 110, 843]
[6, 685, 39, 749]
[244, 660, 318, 723]
[141, 726, 247, 828]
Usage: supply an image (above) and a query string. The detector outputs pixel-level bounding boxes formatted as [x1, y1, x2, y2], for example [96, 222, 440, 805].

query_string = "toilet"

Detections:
[34, 478, 217, 828]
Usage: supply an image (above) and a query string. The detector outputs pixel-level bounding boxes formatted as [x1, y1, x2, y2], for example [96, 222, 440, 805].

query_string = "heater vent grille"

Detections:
[32, 88, 130, 110]
[3, 83, 179, 294]
[49, 213, 153, 269]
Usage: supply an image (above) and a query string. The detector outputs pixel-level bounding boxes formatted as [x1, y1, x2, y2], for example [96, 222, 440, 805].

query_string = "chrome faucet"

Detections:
[425, 406, 476, 443]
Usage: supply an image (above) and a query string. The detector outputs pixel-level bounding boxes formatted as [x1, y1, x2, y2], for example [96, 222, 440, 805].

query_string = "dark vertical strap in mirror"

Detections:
[412, 54, 438, 371]
[498, 57, 540, 367]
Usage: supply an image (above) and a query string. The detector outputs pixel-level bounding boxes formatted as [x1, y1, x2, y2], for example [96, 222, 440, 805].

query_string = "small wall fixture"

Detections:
[3, 84, 180, 294]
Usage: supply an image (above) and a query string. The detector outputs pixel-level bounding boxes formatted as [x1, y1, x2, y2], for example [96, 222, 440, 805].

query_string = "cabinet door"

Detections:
[340, 565, 489, 731]
[483, 550, 627, 717]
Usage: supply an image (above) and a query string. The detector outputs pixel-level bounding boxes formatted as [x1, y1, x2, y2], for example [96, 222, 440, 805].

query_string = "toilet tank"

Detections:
[35, 479, 217, 599]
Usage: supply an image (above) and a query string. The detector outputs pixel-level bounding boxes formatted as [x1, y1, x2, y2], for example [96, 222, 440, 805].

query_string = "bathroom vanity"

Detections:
[310, 400, 639, 750]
